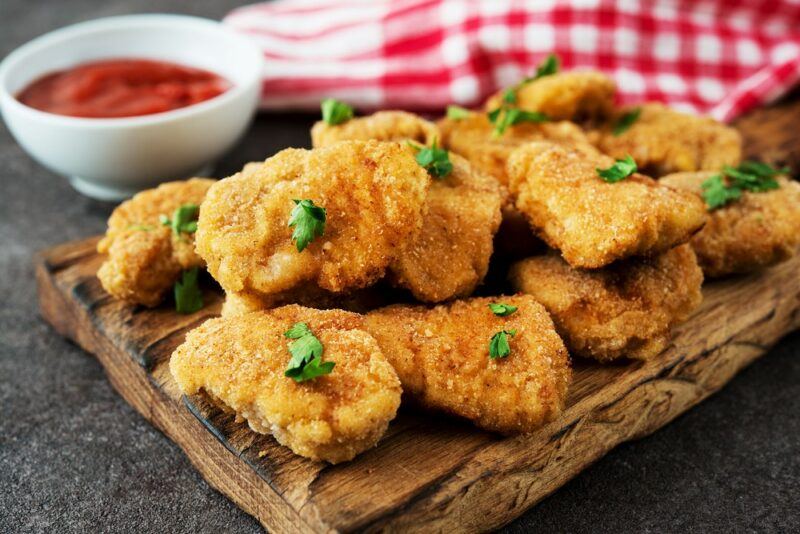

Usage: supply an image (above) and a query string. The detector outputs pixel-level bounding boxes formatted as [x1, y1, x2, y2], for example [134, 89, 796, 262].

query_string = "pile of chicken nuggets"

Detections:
[97, 59, 800, 463]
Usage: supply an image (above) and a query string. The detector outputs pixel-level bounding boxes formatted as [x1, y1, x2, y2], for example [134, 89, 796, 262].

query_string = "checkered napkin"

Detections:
[224, 0, 800, 122]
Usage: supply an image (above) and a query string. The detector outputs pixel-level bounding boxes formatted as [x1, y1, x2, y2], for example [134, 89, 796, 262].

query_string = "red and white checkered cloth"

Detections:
[224, 0, 800, 122]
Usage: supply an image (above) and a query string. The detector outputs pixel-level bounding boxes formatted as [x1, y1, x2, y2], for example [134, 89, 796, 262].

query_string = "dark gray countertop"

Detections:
[1, 2, 798, 532]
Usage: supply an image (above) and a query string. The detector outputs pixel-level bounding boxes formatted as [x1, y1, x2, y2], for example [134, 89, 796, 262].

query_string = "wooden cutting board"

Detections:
[35, 100, 800, 533]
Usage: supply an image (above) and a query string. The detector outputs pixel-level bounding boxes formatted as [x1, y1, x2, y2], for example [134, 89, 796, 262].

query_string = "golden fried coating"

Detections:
[660, 172, 800, 277]
[590, 103, 742, 177]
[388, 154, 505, 301]
[311, 110, 439, 147]
[196, 141, 430, 302]
[485, 71, 616, 121]
[96, 178, 215, 306]
[364, 296, 571, 434]
[170, 306, 402, 463]
[437, 111, 591, 184]
[510, 245, 703, 362]
[506, 142, 707, 268]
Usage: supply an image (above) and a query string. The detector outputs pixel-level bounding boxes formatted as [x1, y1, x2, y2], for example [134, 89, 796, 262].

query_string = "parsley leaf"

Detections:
[529, 53, 560, 81]
[160, 204, 200, 236]
[174, 267, 203, 314]
[489, 107, 549, 136]
[612, 107, 641, 136]
[489, 329, 517, 360]
[701, 174, 741, 210]
[284, 322, 312, 339]
[700, 161, 787, 209]
[321, 98, 354, 125]
[446, 105, 471, 120]
[596, 155, 637, 183]
[409, 139, 453, 178]
[284, 322, 333, 382]
[489, 303, 518, 317]
[288, 199, 326, 252]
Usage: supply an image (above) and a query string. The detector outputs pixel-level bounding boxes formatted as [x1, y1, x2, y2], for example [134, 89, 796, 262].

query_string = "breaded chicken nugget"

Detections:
[485, 71, 616, 121]
[364, 296, 571, 434]
[507, 142, 707, 268]
[97, 178, 215, 306]
[196, 141, 430, 301]
[437, 111, 591, 184]
[388, 153, 505, 301]
[591, 103, 742, 177]
[509, 245, 703, 362]
[170, 306, 402, 463]
[660, 172, 800, 277]
[311, 110, 439, 147]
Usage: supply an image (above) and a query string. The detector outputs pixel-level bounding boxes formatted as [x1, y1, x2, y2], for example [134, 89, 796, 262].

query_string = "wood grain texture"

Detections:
[35, 101, 800, 533]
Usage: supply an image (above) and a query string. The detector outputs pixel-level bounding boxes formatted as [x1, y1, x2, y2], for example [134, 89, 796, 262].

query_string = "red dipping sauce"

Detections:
[17, 58, 231, 118]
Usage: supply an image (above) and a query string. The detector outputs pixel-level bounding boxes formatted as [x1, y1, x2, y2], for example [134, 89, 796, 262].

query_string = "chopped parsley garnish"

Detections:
[284, 322, 334, 382]
[527, 53, 560, 82]
[408, 139, 452, 178]
[321, 98, 354, 125]
[488, 107, 549, 137]
[487, 55, 557, 136]
[288, 199, 326, 252]
[489, 329, 517, 360]
[174, 267, 203, 314]
[446, 105, 471, 120]
[596, 155, 637, 183]
[612, 107, 641, 136]
[701, 161, 788, 210]
[488, 303, 518, 317]
[160, 204, 200, 235]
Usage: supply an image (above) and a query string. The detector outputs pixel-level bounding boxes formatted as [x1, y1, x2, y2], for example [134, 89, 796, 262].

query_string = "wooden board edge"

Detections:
[34, 253, 318, 534]
[361, 289, 800, 532]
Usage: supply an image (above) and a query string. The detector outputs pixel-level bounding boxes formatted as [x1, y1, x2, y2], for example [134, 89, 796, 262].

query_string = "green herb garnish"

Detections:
[174, 267, 203, 314]
[597, 155, 637, 183]
[525, 53, 560, 82]
[612, 107, 641, 136]
[288, 199, 326, 252]
[160, 204, 200, 236]
[321, 98, 354, 125]
[284, 322, 334, 382]
[488, 303, 518, 317]
[408, 139, 452, 178]
[488, 107, 549, 136]
[701, 161, 787, 210]
[446, 105, 471, 120]
[489, 329, 517, 360]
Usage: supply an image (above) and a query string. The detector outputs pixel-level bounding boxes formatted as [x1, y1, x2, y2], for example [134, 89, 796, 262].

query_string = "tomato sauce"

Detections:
[17, 58, 231, 118]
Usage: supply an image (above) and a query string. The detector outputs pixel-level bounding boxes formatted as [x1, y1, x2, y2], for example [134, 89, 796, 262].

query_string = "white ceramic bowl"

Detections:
[0, 15, 264, 200]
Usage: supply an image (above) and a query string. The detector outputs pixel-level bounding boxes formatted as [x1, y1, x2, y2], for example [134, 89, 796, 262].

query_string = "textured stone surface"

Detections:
[1, 1, 798, 532]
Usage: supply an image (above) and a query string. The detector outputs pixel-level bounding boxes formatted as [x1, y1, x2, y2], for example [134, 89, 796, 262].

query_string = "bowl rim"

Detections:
[0, 14, 264, 129]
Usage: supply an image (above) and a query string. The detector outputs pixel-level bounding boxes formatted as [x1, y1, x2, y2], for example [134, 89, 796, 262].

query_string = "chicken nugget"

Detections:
[311, 110, 439, 147]
[660, 172, 800, 277]
[196, 141, 430, 301]
[507, 142, 707, 268]
[509, 244, 703, 362]
[388, 153, 506, 301]
[591, 103, 742, 177]
[170, 306, 402, 463]
[437, 111, 591, 184]
[364, 296, 570, 434]
[96, 178, 215, 306]
[485, 71, 616, 122]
